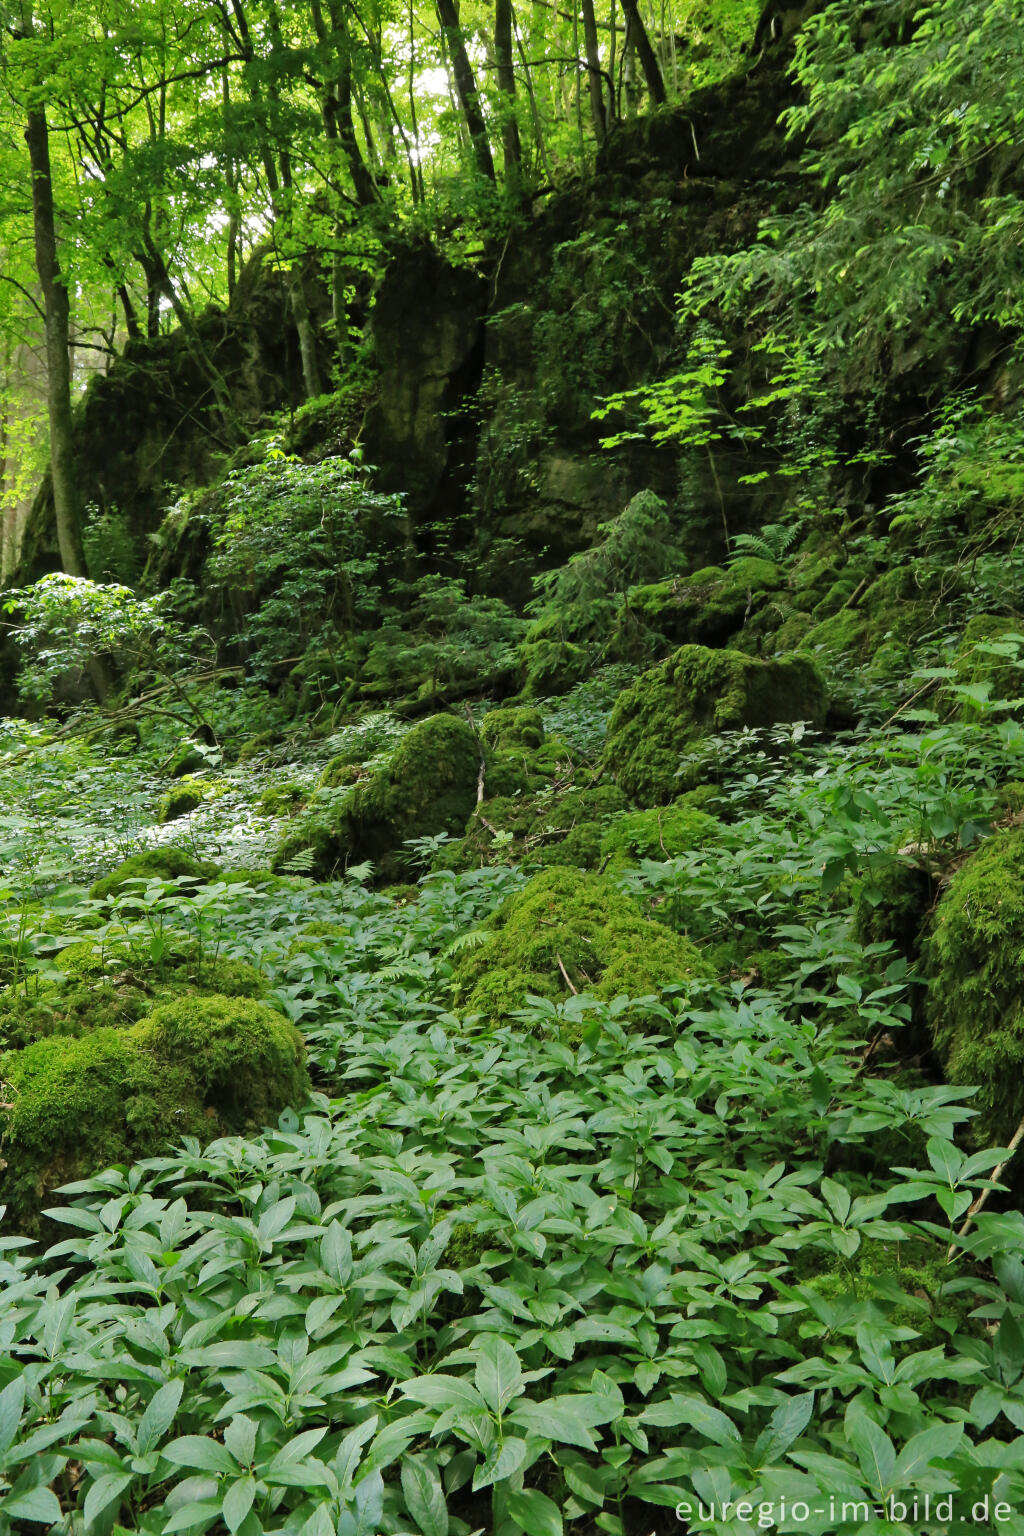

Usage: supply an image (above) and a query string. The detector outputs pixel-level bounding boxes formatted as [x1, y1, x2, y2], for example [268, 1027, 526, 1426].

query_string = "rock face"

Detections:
[923, 827, 1024, 1146]
[450, 865, 709, 1017]
[604, 643, 827, 805]
[363, 242, 486, 518]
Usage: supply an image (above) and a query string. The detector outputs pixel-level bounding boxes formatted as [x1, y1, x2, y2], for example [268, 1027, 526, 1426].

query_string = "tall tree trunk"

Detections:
[580, 0, 606, 142]
[621, 0, 666, 104]
[24, 104, 87, 578]
[434, 0, 496, 181]
[494, 0, 522, 177]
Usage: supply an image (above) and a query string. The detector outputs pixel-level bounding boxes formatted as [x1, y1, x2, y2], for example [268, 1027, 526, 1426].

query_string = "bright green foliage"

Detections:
[948, 618, 1024, 719]
[924, 828, 1024, 1145]
[604, 643, 828, 804]
[133, 996, 308, 1132]
[450, 864, 710, 1016]
[89, 849, 219, 901]
[275, 713, 480, 880]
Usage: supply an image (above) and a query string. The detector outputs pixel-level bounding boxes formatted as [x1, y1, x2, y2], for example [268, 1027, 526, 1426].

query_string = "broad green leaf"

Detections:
[401, 1455, 448, 1536]
[507, 1487, 563, 1536]
[893, 1421, 963, 1481]
[474, 1337, 524, 1416]
[223, 1414, 258, 1468]
[163, 1435, 238, 1475]
[400, 1376, 486, 1413]
[83, 1471, 133, 1529]
[641, 1395, 740, 1445]
[222, 1474, 257, 1533]
[472, 1435, 528, 1491]
[137, 1379, 184, 1457]
[0, 1377, 26, 1461]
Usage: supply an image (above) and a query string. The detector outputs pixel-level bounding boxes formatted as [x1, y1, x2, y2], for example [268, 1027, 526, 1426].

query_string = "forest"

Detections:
[2, 0, 1024, 1531]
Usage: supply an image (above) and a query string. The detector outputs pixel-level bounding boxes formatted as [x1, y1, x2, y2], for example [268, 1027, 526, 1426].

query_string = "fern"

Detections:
[727, 522, 803, 565]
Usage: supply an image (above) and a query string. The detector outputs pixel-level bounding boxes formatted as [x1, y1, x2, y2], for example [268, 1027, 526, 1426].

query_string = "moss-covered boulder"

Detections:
[90, 848, 219, 902]
[923, 828, 1024, 1145]
[615, 559, 783, 660]
[157, 776, 207, 823]
[480, 706, 545, 753]
[447, 782, 628, 871]
[451, 865, 710, 1018]
[517, 618, 591, 698]
[0, 996, 307, 1234]
[600, 794, 721, 871]
[274, 713, 480, 881]
[604, 644, 827, 805]
[0, 941, 267, 1051]
[258, 781, 309, 815]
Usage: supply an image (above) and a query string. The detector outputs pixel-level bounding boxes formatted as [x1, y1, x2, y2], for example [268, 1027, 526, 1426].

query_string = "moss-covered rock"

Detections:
[0, 941, 267, 1051]
[599, 795, 721, 871]
[133, 995, 308, 1130]
[90, 848, 219, 902]
[517, 618, 591, 698]
[615, 559, 783, 660]
[923, 828, 1024, 1145]
[258, 781, 309, 815]
[480, 706, 545, 753]
[450, 865, 710, 1018]
[157, 776, 207, 822]
[947, 615, 1024, 717]
[604, 644, 827, 805]
[0, 995, 308, 1234]
[443, 782, 627, 872]
[274, 713, 480, 881]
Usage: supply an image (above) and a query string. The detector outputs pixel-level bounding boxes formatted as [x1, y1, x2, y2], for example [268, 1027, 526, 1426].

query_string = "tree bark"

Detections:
[434, 0, 496, 181]
[580, 0, 606, 142]
[494, 0, 522, 177]
[621, 0, 666, 104]
[24, 103, 87, 578]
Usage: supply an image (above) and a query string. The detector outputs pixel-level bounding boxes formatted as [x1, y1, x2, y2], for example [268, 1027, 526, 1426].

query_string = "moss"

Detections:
[133, 995, 308, 1131]
[604, 644, 827, 806]
[793, 1236, 973, 1352]
[273, 713, 480, 881]
[517, 622, 591, 698]
[168, 745, 209, 779]
[157, 776, 207, 823]
[615, 559, 782, 660]
[450, 865, 710, 1018]
[445, 782, 628, 872]
[319, 759, 363, 790]
[480, 706, 545, 753]
[599, 795, 721, 872]
[0, 1028, 204, 1235]
[0, 942, 266, 1051]
[90, 848, 219, 902]
[923, 827, 1024, 1145]
[258, 781, 309, 815]
[0, 994, 307, 1235]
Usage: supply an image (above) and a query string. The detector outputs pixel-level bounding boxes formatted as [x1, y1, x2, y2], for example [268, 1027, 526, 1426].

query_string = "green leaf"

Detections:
[83, 1471, 134, 1530]
[846, 1411, 895, 1493]
[753, 1392, 814, 1466]
[0, 1377, 26, 1460]
[137, 1379, 184, 1457]
[472, 1435, 528, 1491]
[641, 1395, 739, 1445]
[893, 1421, 963, 1481]
[400, 1376, 486, 1414]
[223, 1414, 257, 1468]
[1, 1485, 64, 1524]
[222, 1474, 257, 1533]
[163, 1435, 238, 1475]
[401, 1455, 448, 1536]
[474, 1337, 524, 1416]
[507, 1488, 563, 1536]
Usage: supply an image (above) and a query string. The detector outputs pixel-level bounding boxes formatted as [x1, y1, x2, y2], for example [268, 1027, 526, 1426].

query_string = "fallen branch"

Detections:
[556, 953, 579, 995]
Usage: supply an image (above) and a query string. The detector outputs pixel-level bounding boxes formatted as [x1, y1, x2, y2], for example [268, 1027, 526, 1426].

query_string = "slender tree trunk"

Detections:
[621, 0, 666, 103]
[434, 0, 496, 181]
[580, 0, 606, 142]
[494, 0, 522, 177]
[24, 104, 87, 578]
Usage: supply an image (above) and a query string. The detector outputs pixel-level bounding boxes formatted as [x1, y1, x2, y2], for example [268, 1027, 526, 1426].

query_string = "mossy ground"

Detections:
[89, 848, 220, 901]
[450, 864, 710, 1019]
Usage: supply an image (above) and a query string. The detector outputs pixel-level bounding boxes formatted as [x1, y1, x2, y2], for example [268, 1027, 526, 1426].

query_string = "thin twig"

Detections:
[556, 953, 579, 995]
[947, 1111, 1024, 1261]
